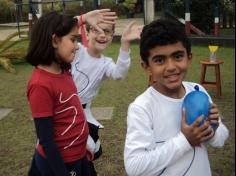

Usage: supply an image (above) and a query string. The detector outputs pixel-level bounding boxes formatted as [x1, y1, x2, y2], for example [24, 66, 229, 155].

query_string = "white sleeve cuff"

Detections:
[119, 48, 130, 61]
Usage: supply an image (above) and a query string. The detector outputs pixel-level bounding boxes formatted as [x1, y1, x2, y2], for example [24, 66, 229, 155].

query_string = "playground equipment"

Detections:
[162, 0, 221, 36]
[165, 11, 205, 36]
[13, 0, 84, 37]
[27, 0, 82, 31]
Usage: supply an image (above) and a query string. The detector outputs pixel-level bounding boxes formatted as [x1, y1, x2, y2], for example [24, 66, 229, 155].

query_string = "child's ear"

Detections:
[141, 60, 152, 75]
[188, 53, 193, 65]
[52, 34, 59, 48]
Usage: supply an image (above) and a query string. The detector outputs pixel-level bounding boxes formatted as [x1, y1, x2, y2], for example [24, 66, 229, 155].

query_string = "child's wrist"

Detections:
[81, 13, 87, 24]
[121, 41, 130, 52]
[121, 38, 129, 45]
[77, 14, 86, 27]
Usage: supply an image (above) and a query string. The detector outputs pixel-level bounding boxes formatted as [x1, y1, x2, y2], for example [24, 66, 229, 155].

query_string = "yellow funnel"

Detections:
[208, 45, 219, 53]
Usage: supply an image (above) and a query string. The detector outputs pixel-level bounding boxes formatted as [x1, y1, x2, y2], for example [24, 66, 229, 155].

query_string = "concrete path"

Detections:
[0, 108, 13, 120]
[114, 18, 144, 36]
[91, 107, 114, 121]
[0, 18, 144, 41]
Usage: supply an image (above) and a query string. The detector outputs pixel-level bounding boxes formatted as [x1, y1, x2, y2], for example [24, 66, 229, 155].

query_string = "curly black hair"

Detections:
[140, 18, 191, 65]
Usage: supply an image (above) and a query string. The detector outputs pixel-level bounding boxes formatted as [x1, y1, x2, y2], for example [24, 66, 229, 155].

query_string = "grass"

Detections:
[0, 43, 235, 176]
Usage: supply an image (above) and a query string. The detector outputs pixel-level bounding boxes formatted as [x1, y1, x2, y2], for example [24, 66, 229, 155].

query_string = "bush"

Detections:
[190, 0, 215, 34]
[0, 0, 15, 23]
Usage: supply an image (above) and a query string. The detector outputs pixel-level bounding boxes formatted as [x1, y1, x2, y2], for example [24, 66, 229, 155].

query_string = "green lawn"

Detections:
[0, 43, 235, 176]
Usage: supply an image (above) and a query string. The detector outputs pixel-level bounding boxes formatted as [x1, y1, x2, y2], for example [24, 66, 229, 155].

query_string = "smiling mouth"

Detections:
[96, 39, 107, 44]
[165, 73, 181, 81]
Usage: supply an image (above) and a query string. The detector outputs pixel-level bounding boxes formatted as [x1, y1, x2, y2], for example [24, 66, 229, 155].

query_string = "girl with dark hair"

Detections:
[26, 10, 117, 176]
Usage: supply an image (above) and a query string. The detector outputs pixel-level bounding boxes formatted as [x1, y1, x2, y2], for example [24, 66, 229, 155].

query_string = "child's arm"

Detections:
[75, 9, 117, 34]
[104, 22, 143, 80]
[208, 103, 220, 129]
[206, 103, 229, 147]
[34, 117, 70, 176]
[124, 104, 192, 176]
[120, 21, 143, 52]
[198, 85, 229, 146]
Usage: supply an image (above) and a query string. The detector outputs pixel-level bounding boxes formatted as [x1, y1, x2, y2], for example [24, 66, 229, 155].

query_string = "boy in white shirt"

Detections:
[71, 20, 142, 175]
[124, 18, 229, 176]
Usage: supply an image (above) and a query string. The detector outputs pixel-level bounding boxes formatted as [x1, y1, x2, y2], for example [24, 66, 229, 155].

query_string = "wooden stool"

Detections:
[200, 59, 224, 97]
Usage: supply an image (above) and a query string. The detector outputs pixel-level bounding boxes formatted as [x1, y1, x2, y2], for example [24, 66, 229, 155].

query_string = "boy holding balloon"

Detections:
[124, 18, 229, 176]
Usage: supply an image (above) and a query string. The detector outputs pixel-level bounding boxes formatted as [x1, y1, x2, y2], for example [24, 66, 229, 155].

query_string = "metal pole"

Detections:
[62, 0, 66, 13]
[185, 0, 191, 35]
[144, 0, 155, 25]
[37, 0, 42, 18]
[79, 0, 84, 7]
[93, 0, 98, 10]
[214, 0, 220, 36]
[15, 1, 21, 38]
[28, 0, 33, 32]
[144, 0, 155, 86]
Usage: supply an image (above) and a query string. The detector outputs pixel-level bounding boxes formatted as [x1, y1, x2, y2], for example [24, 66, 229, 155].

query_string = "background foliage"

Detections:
[155, 0, 235, 33]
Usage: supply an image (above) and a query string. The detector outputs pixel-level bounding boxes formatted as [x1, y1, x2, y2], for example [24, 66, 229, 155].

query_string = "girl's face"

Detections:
[143, 42, 192, 97]
[53, 26, 79, 63]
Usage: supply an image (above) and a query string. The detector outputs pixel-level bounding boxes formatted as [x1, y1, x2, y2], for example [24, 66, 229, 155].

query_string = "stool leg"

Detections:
[215, 65, 222, 97]
[200, 65, 206, 85]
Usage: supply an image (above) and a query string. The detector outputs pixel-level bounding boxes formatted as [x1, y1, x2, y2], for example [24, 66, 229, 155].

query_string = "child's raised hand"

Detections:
[121, 21, 143, 51]
[121, 21, 143, 43]
[83, 9, 117, 34]
[208, 103, 220, 130]
[181, 109, 215, 146]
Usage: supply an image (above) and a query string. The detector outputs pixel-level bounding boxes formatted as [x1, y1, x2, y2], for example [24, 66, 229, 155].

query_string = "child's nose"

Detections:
[166, 59, 176, 70]
[98, 30, 106, 37]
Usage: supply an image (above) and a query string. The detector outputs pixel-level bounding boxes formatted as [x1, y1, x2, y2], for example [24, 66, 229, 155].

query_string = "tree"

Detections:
[122, 0, 137, 18]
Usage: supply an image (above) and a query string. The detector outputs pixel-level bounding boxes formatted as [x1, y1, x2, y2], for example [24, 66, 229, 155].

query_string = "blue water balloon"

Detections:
[183, 85, 210, 126]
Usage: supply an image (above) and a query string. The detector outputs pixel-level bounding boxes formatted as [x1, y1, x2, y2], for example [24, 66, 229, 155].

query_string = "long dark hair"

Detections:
[26, 11, 78, 70]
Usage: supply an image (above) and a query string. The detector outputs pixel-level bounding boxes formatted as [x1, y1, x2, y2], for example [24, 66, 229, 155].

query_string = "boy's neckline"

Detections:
[86, 47, 102, 58]
[151, 83, 186, 100]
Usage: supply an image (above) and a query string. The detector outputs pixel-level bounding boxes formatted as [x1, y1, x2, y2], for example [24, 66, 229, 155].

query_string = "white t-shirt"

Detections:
[124, 82, 229, 176]
[71, 45, 130, 105]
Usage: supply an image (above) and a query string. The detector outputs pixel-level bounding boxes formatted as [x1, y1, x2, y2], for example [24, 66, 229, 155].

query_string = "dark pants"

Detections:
[89, 161, 97, 176]
[87, 122, 103, 176]
[28, 150, 91, 176]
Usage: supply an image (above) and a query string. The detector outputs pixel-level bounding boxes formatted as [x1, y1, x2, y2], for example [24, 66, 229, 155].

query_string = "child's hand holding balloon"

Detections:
[181, 109, 214, 146]
[207, 103, 220, 131]
[183, 85, 218, 131]
[181, 85, 218, 146]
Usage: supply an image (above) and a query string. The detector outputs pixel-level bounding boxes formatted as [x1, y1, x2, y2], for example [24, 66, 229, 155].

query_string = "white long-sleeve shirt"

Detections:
[124, 82, 229, 176]
[71, 45, 131, 105]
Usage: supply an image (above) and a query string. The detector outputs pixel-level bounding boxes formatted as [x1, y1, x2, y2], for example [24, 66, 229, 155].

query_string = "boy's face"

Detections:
[88, 23, 114, 52]
[142, 42, 192, 95]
